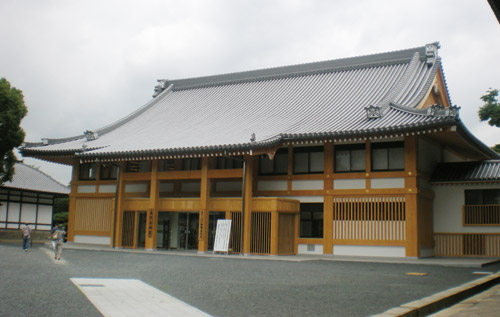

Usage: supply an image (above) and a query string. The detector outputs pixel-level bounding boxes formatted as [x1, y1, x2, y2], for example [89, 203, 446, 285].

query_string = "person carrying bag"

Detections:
[21, 223, 31, 251]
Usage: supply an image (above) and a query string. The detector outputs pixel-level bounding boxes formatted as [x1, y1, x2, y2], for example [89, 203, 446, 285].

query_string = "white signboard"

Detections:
[213, 220, 232, 254]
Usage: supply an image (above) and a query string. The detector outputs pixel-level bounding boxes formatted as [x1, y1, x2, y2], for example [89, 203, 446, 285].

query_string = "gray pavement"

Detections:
[2, 242, 500, 316]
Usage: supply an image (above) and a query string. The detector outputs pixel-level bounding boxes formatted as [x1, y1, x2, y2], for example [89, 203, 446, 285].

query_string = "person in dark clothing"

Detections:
[21, 223, 31, 251]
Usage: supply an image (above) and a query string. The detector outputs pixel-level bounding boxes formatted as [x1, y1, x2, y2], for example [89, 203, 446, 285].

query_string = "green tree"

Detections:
[478, 88, 500, 127]
[492, 144, 500, 154]
[53, 198, 69, 227]
[0, 78, 28, 184]
[478, 88, 500, 153]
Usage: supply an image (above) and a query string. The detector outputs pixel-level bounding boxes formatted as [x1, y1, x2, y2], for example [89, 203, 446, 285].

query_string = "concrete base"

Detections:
[375, 272, 500, 316]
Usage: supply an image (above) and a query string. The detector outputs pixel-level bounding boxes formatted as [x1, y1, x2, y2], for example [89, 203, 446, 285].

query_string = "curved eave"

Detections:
[431, 180, 500, 185]
[75, 117, 459, 162]
[1, 185, 70, 196]
[455, 121, 500, 159]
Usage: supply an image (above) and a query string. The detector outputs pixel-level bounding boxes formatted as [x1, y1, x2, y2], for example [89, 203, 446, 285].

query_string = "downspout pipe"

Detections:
[112, 163, 120, 249]
[240, 159, 246, 256]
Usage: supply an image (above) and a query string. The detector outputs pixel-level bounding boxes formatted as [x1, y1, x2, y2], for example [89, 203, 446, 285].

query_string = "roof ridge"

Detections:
[169, 45, 427, 91]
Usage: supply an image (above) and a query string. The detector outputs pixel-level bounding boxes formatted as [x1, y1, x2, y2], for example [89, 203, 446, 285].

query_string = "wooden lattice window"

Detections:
[464, 189, 500, 226]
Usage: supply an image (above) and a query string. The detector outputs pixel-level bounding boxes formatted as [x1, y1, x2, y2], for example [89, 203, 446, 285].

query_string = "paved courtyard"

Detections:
[1, 243, 499, 317]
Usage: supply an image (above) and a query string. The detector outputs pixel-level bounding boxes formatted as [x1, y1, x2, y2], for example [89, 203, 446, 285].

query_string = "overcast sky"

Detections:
[1, 0, 499, 185]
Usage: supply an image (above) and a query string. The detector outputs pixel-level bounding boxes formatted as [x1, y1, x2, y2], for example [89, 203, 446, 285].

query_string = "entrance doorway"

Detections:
[157, 212, 199, 250]
[208, 212, 226, 250]
[121, 211, 147, 248]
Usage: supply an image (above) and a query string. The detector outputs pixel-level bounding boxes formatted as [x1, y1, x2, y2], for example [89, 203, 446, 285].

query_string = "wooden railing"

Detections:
[463, 205, 500, 226]
[434, 233, 500, 257]
[251, 212, 271, 254]
[229, 212, 242, 253]
[333, 196, 405, 242]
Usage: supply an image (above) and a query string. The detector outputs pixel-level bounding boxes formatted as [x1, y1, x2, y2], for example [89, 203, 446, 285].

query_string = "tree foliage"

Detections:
[492, 144, 500, 154]
[478, 88, 500, 127]
[53, 197, 69, 214]
[0, 78, 28, 184]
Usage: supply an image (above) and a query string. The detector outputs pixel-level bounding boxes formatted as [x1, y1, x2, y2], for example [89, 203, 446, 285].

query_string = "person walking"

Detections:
[49, 224, 58, 250]
[50, 224, 66, 260]
[21, 223, 31, 251]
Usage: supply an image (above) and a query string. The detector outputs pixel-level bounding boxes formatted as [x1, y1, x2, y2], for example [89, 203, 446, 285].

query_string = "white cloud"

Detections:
[1, 0, 499, 184]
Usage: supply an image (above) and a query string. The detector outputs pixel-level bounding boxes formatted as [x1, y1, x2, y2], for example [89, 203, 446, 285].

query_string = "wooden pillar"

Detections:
[323, 143, 334, 255]
[114, 162, 126, 248]
[145, 160, 159, 250]
[67, 159, 79, 242]
[365, 140, 372, 190]
[198, 157, 210, 253]
[404, 135, 419, 257]
[243, 155, 254, 255]
[270, 211, 279, 255]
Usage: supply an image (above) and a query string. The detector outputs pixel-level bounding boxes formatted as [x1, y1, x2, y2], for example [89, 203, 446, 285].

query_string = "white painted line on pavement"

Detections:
[41, 246, 67, 264]
[71, 278, 211, 317]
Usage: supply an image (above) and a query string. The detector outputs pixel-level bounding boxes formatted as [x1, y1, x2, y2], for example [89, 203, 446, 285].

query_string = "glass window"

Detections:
[100, 164, 118, 180]
[466, 189, 500, 205]
[125, 161, 152, 173]
[159, 159, 176, 171]
[259, 148, 288, 175]
[215, 156, 243, 169]
[334, 144, 366, 172]
[484, 190, 500, 205]
[371, 142, 404, 171]
[300, 203, 323, 238]
[79, 163, 97, 180]
[259, 157, 275, 174]
[388, 147, 405, 170]
[274, 152, 288, 174]
[293, 146, 324, 174]
[335, 150, 350, 172]
[372, 148, 387, 170]
[310, 152, 324, 173]
[351, 148, 366, 171]
[182, 158, 201, 171]
[294, 152, 309, 174]
[158, 158, 201, 171]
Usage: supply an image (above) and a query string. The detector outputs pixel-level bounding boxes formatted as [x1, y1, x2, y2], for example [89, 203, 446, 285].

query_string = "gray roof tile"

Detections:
[431, 160, 500, 183]
[2, 163, 70, 194]
[22, 43, 484, 160]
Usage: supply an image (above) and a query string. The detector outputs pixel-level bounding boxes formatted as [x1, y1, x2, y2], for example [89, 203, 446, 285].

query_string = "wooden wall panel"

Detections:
[278, 213, 295, 255]
[434, 233, 500, 257]
[74, 198, 113, 234]
[333, 196, 406, 242]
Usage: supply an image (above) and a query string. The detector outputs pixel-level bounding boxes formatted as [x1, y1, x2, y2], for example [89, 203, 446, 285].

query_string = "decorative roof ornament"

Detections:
[153, 79, 169, 98]
[365, 105, 382, 119]
[445, 105, 460, 118]
[426, 104, 443, 116]
[425, 42, 440, 67]
[426, 104, 460, 118]
[250, 133, 256, 142]
[83, 130, 99, 141]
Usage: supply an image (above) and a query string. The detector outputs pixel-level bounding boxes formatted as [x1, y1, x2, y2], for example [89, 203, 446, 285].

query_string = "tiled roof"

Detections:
[22, 43, 493, 161]
[489, 0, 500, 24]
[1, 163, 70, 195]
[430, 160, 500, 183]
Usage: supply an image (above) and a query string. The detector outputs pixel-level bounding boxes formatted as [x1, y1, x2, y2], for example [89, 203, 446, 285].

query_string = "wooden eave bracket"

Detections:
[251, 143, 284, 160]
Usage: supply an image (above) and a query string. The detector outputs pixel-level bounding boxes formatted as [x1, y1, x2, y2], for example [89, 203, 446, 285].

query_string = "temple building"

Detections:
[1, 162, 69, 231]
[20, 43, 500, 257]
